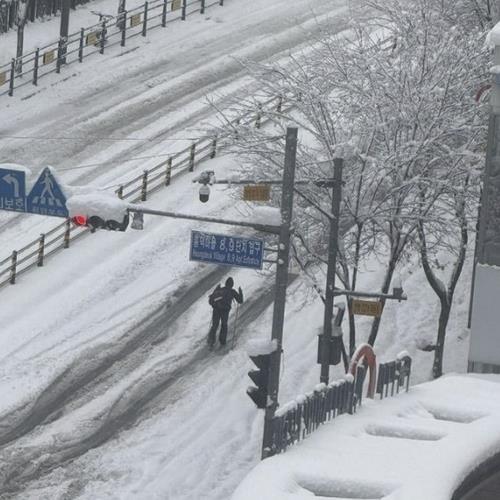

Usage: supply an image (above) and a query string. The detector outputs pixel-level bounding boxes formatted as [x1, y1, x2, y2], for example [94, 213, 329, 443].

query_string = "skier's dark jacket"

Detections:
[209, 277, 243, 311]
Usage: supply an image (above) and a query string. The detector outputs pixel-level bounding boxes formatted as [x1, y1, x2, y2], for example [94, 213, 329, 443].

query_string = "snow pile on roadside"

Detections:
[232, 374, 500, 500]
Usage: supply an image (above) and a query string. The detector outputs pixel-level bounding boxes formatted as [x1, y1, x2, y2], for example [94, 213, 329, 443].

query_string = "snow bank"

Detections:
[66, 191, 130, 219]
[247, 338, 278, 356]
[231, 374, 500, 500]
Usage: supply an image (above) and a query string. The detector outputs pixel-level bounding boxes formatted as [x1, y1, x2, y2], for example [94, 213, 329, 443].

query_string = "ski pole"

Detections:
[231, 304, 240, 349]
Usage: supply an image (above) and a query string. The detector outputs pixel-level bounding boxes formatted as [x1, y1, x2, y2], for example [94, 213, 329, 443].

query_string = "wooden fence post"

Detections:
[181, 0, 186, 20]
[79, 28, 84, 62]
[33, 48, 39, 85]
[117, 185, 124, 199]
[162, 0, 167, 26]
[56, 37, 63, 74]
[277, 95, 282, 112]
[121, 12, 127, 46]
[189, 142, 196, 171]
[9, 250, 17, 284]
[100, 20, 107, 54]
[8, 58, 15, 97]
[37, 234, 45, 267]
[165, 157, 172, 185]
[141, 170, 148, 201]
[142, 2, 148, 36]
[200, 0, 205, 14]
[210, 136, 217, 158]
[64, 219, 71, 248]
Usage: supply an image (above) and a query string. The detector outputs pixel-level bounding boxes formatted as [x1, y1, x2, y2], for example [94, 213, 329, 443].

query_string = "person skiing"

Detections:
[208, 277, 243, 348]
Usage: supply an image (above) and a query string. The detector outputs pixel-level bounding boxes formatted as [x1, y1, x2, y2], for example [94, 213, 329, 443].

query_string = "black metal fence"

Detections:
[0, 0, 92, 34]
[376, 354, 412, 399]
[0, 0, 223, 97]
[269, 355, 412, 455]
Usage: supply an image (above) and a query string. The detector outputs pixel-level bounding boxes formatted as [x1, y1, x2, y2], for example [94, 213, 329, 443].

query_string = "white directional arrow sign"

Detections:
[0, 167, 27, 213]
[2, 173, 20, 197]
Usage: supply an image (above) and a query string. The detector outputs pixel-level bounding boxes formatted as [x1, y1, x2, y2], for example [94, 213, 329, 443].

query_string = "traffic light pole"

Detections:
[127, 206, 280, 235]
[320, 158, 343, 384]
[261, 126, 297, 459]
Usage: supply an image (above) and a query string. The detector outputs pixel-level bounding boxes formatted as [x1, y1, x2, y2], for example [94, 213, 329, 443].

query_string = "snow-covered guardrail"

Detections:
[0, 0, 225, 97]
[233, 374, 500, 500]
[0, 94, 285, 289]
[269, 354, 412, 455]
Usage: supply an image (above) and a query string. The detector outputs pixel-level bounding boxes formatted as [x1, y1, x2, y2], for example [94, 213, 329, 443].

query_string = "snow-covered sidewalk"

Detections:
[232, 374, 500, 500]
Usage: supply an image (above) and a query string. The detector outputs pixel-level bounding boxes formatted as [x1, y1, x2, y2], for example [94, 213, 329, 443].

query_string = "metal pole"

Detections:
[320, 158, 343, 384]
[59, 0, 70, 64]
[127, 206, 281, 234]
[15, 0, 28, 74]
[261, 126, 297, 459]
[16, 23, 24, 74]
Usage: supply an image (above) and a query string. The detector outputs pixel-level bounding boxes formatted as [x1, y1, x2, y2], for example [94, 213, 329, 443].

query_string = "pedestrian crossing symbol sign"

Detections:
[27, 167, 68, 218]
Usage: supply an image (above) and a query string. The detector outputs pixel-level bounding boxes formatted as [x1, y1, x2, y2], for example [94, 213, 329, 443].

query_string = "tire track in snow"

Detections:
[0, 273, 295, 495]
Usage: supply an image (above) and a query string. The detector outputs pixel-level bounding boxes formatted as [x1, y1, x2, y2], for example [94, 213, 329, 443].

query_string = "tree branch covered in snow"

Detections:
[208, 0, 489, 354]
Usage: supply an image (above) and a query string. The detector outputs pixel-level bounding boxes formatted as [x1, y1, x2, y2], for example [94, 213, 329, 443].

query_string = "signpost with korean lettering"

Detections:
[0, 168, 27, 213]
[190, 230, 264, 270]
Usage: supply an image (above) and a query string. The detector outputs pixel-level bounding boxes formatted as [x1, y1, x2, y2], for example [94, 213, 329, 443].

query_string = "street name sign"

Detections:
[190, 230, 264, 270]
[0, 168, 26, 213]
[352, 299, 382, 317]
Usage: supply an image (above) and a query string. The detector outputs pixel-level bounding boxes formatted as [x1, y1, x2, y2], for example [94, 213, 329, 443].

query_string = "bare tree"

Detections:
[417, 175, 476, 378]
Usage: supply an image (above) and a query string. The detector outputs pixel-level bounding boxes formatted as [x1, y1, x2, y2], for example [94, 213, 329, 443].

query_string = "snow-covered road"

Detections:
[0, 1, 384, 499]
[0, 0, 475, 498]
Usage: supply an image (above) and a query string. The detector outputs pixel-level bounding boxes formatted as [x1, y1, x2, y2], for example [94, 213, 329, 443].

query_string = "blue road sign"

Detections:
[27, 167, 68, 218]
[0, 168, 26, 213]
[190, 230, 264, 270]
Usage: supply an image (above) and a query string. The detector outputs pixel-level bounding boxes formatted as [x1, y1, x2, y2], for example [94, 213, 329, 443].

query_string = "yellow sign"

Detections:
[43, 50, 55, 65]
[130, 13, 142, 27]
[0, 71, 6, 86]
[243, 185, 271, 202]
[172, 0, 182, 10]
[86, 32, 99, 46]
[352, 299, 383, 317]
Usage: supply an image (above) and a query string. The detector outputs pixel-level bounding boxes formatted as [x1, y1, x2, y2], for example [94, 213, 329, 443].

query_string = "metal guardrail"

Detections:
[270, 355, 412, 455]
[0, 0, 224, 97]
[0, 93, 284, 288]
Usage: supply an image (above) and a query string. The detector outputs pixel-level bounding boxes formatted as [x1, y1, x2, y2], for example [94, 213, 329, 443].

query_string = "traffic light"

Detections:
[71, 214, 129, 232]
[247, 353, 271, 409]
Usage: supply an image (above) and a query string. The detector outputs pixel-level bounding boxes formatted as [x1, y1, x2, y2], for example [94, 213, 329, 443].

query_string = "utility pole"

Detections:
[319, 158, 343, 384]
[15, 0, 29, 74]
[59, 0, 71, 64]
[261, 126, 297, 459]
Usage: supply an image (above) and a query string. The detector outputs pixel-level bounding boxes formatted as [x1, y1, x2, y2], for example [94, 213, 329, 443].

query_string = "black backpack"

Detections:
[209, 285, 225, 309]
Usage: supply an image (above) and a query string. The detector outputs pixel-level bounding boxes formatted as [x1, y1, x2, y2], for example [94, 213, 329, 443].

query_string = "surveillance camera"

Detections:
[199, 185, 210, 203]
